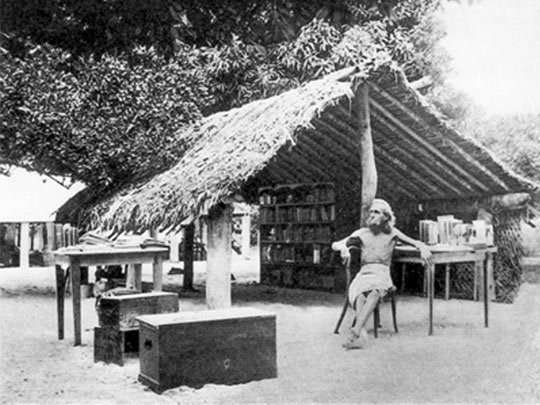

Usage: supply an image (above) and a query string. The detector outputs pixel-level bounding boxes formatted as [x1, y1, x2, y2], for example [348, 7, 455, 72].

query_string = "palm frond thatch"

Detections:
[58, 63, 539, 232]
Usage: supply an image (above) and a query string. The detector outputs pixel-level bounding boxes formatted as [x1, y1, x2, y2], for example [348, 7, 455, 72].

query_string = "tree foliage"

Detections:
[457, 112, 540, 184]
[0, 0, 177, 57]
[0, 44, 211, 189]
[0, 0, 449, 190]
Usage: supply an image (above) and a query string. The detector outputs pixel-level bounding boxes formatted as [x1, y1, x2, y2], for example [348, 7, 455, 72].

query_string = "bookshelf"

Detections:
[259, 183, 338, 291]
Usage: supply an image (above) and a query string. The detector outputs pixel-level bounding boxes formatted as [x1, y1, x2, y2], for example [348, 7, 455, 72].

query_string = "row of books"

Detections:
[419, 216, 494, 246]
[260, 206, 335, 223]
[262, 225, 333, 243]
[261, 243, 333, 264]
[259, 184, 335, 205]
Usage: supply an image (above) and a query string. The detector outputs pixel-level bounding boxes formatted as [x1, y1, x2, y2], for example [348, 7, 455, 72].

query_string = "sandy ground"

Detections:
[1, 255, 540, 404]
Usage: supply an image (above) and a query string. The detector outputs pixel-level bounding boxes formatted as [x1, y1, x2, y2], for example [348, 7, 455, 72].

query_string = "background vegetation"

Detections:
[0, 0, 449, 190]
[1, 0, 539, 193]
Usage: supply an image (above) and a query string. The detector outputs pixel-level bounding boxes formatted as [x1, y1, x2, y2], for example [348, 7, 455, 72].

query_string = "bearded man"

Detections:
[332, 199, 432, 349]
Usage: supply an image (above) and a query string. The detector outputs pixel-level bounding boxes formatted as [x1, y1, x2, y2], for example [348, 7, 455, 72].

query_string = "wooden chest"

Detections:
[97, 292, 179, 329]
[137, 307, 277, 393]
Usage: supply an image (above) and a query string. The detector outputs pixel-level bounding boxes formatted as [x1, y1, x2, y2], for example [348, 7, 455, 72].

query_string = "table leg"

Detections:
[486, 252, 495, 301]
[71, 258, 81, 346]
[153, 255, 163, 292]
[445, 263, 450, 301]
[55, 265, 65, 340]
[423, 267, 428, 298]
[400, 263, 406, 293]
[473, 260, 480, 301]
[428, 262, 435, 335]
[484, 254, 491, 328]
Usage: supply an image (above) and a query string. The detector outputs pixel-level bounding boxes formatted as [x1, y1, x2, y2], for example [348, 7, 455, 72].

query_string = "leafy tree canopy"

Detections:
[0, 0, 449, 191]
[0, 44, 211, 189]
[457, 112, 540, 184]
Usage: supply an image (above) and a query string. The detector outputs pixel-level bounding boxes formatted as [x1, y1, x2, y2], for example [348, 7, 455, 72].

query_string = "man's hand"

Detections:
[418, 243, 433, 267]
[340, 248, 351, 267]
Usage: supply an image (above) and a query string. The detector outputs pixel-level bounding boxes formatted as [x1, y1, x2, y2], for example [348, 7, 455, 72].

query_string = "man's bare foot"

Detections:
[342, 327, 369, 350]
[342, 336, 367, 350]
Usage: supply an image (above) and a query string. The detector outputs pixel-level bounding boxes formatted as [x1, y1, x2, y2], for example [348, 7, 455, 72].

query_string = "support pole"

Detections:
[356, 82, 378, 226]
[148, 227, 161, 291]
[19, 222, 30, 270]
[206, 204, 233, 309]
[241, 213, 251, 259]
[183, 223, 195, 291]
[42, 222, 55, 266]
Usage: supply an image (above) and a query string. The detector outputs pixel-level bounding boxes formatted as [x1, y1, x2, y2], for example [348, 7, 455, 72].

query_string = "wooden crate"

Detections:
[97, 292, 179, 329]
[137, 307, 277, 393]
[94, 326, 139, 366]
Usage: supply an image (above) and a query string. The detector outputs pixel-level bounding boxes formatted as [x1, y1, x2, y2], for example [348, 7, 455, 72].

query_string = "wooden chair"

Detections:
[334, 245, 398, 337]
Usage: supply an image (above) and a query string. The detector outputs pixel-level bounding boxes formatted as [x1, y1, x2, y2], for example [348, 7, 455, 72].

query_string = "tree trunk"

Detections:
[206, 204, 233, 309]
[356, 83, 377, 226]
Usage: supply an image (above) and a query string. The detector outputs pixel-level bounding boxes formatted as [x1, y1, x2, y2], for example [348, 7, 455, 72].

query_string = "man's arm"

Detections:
[394, 228, 433, 266]
[332, 230, 362, 265]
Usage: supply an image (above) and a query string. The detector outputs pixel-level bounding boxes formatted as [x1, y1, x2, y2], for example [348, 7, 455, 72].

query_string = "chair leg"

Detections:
[334, 299, 349, 334]
[391, 295, 398, 333]
[373, 305, 379, 338]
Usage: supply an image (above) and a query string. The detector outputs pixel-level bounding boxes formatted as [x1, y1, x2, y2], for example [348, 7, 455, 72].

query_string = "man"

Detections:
[332, 199, 432, 349]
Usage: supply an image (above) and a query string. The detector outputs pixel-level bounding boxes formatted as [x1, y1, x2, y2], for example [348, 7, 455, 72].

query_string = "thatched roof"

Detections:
[58, 63, 538, 232]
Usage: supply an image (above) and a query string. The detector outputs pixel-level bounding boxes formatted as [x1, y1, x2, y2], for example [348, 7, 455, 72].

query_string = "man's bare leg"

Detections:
[344, 294, 366, 342]
[344, 290, 380, 350]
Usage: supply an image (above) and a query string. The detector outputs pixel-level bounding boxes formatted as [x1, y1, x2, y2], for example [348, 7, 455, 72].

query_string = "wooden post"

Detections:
[148, 227, 163, 291]
[55, 224, 63, 248]
[35, 224, 44, 251]
[241, 213, 251, 259]
[206, 204, 233, 309]
[46, 222, 55, 249]
[43, 222, 56, 266]
[356, 82, 377, 226]
[19, 222, 30, 270]
[153, 255, 163, 292]
[183, 223, 195, 291]
[126, 264, 142, 291]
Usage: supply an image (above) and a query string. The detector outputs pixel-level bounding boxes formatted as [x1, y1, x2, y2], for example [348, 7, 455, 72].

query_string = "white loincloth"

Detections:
[348, 263, 393, 307]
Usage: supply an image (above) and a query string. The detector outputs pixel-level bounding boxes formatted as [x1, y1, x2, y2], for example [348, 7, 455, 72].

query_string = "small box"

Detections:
[137, 307, 277, 393]
[97, 292, 179, 329]
[94, 326, 139, 366]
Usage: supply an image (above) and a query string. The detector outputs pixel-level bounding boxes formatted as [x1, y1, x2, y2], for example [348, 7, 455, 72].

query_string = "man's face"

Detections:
[367, 204, 386, 229]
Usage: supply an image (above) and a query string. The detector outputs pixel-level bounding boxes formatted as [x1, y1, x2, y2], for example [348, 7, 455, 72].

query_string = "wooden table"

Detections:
[54, 246, 169, 345]
[393, 245, 497, 335]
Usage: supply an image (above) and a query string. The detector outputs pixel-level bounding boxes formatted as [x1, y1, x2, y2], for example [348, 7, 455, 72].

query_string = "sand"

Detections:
[1, 260, 540, 404]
